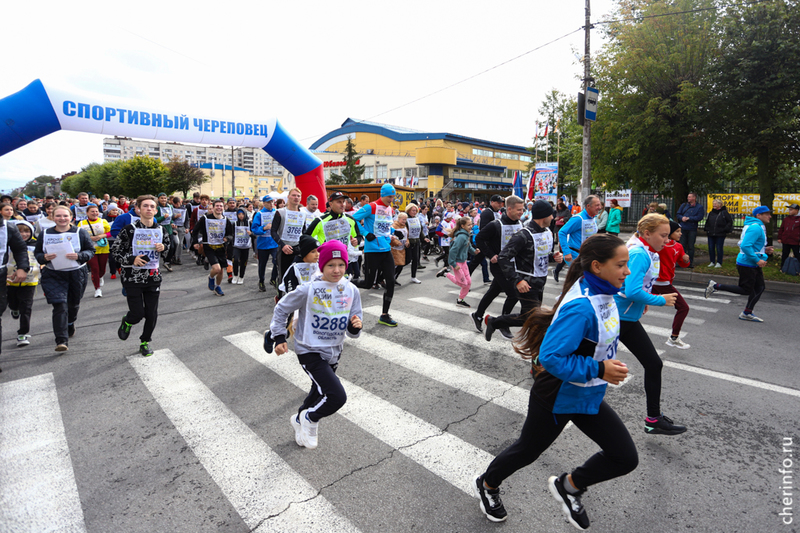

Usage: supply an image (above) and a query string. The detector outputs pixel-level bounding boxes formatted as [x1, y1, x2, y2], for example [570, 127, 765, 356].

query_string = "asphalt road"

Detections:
[1, 254, 797, 533]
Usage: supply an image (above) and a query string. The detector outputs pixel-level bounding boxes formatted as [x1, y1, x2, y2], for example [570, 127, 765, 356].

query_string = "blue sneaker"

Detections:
[208, 277, 215, 291]
[214, 285, 224, 296]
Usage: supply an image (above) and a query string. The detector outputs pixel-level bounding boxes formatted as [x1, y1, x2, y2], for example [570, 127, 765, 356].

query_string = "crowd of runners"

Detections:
[0, 185, 783, 530]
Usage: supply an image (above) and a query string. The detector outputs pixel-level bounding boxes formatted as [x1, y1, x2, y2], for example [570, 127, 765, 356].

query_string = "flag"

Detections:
[512, 171, 524, 198]
[542, 122, 549, 137]
[534, 121, 539, 139]
[526, 171, 536, 201]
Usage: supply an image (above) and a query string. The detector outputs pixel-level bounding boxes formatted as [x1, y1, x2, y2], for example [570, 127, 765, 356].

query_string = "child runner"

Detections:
[704, 205, 773, 322]
[438, 216, 476, 307]
[653, 221, 691, 348]
[265, 240, 363, 449]
[112, 195, 170, 357]
[278, 234, 320, 296]
[616, 214, 685, 435]
[78, 205, 112, 298]
[6, 221, 39, 347]
[473, 233, 637, 529]
[232, 208, 252, 284]
[34, 205, 95, 352]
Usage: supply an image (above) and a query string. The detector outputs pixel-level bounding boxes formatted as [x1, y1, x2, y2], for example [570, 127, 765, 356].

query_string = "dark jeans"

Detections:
[717, 265, 765, 312]
[469, 252, 490, 282]
[680, 229, 697, 266]
[781, 244, 800, 269]
[707, 235, 726, 264]
[297, 352, 346, 422]
[257, 248, 278, 283]
[7, 285, 36, 336]
[619, 320, 664, 418]
[483, 399, 638, 490]
[476, 262, 518, 318]
[359, 251, 396, 315]
[124, 285, 161, 342]
[232, 247, 249, 277]
[488, 284, 543, 329]
[0, 280, 7, 355]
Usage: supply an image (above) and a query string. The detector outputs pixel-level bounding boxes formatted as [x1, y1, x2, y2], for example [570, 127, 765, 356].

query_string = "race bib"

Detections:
[224, 211, 238, 224]
[581, 217, 598, 241]
[234, 226, 251, 249]
[374, 205, 392, 239]
[280, 210, 305, 244]
[196, 208, 208, 219]
[25, 213, 43, 223]
[172, 208, 186, 225]
[132, 227, 163, 270]
[303, 280, 356, 347]
[83, 220, 107, 249]
[323, 218, 351, 245]
[501, 223, 522, 250]
[44, 231, 81, 253]
[205, 218, 227, 245]
[74, 205, 88, 222]
[532, 230, 553, 277]
[159, 205, 173, 226]
[259, 210, 275, 228]
[407, 217, 421, 239]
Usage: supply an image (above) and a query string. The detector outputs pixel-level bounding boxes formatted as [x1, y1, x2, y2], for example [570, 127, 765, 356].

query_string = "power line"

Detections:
[594, 0, 775, 26]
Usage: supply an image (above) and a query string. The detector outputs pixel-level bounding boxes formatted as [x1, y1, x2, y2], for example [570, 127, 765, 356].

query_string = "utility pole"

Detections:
[580, 0, 593, 204]
[231, 146, 236, 199]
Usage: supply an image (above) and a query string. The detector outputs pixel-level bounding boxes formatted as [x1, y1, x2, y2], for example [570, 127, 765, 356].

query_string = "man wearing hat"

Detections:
[483, 200, 563, 341]
[777, 203, 799, 270]
[467, 194, 505, 277]
[352, 183, 399, 327]
[250, 195, 280, 292]
[305, 191, 359, 248]
[705, 205, 774, 322]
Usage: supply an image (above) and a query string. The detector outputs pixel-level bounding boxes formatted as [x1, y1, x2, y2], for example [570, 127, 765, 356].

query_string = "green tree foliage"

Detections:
[60, 169, 92, 198]
[164, 157, 208, 198]
[591, 0, 719, 201]
[327, 137, 370, 185]
[118, 156, 169, 198]
[88, 161, 123, 197]
[15, 175, 55, 198]
[533, 90, 584, 197]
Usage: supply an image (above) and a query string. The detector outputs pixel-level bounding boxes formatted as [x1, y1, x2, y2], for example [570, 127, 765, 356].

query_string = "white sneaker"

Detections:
[290, 413, 304, 447]
[410, 277, 422, 284]
[707, 262, 715, 267]
[704, 280, 716, 299]
[739, 312, 764, 322]
[715, 263, 722, 268]
[237, 277, 244, 285]
[94, 288, 103, 298]
[99, 277, 104, 287]
[665, 336, 690, 349]
[298, 409, 318, 449]
[17, 334, 30, 347]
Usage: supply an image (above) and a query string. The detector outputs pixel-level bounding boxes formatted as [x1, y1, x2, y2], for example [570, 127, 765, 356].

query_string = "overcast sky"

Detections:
[0, 0, 617, 192]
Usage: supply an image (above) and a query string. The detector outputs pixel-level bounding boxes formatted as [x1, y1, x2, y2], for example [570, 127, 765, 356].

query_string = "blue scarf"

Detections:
[583, 272, 621, 295]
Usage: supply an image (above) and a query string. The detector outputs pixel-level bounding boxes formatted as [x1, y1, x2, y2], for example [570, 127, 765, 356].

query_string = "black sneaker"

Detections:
[259, 281, 266, 292]
[68, 323, 75, 337]
[548, 473, 589, 530]
[645, 414, 687, 435]
[436, 268, 448, 278]
[378, 314, 397, 327]
[395, 280, 402, 287]
[456, 299, 471, 308]
[484, 316, 496, 342]
[417, 265, 427, 270]
[139, 342, 154, 357]
[470, 312, 483, 333]
[227, 275, 233, 284]
[203, 262, 209, 271]
[270, 279, 278, 289]
[10, 309, 19, 319]
[499, 327, 513, 340]
[263, 330, 274, 353]
[118, 316, 132, 340]
[473, 475, 507, 522]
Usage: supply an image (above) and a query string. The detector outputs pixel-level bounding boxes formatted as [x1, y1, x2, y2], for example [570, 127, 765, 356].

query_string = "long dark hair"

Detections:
[514, 233, 626, 372]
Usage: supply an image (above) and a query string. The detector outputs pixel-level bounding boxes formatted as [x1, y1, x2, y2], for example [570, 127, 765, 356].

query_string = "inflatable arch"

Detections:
[0, 79, 326, 202]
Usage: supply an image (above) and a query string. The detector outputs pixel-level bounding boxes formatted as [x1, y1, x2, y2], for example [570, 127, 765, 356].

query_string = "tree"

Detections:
[531, 90, 584, 196]
[164, 158, 209, 198]
[708, 0, 800, 235]
[15, 175, 55, 198]
[60, 170, 92, 198]
[88, 161, 123, 197]
[327, 136, 370, 185]
[117, 156, 169, 198]
[591, 0, 719, 201]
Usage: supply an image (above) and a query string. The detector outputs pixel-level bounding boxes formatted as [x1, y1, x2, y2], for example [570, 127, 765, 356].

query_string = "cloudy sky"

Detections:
[0, 0, 617, 191]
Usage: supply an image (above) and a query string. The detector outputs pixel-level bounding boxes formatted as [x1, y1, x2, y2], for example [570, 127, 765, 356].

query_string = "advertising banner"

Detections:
[706, 193, 800, 215]
[528, 162, 558, 203]
[604, 189, 632, 207]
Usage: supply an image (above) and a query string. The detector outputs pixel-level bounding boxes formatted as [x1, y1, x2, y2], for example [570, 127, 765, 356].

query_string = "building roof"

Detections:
[194, 163, 250, 172]
[310, 118, 530, 154]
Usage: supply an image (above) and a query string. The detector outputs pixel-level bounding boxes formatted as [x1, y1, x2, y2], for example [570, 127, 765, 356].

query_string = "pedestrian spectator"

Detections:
[596, 204, 608, 234]
[704, 199, 733, 268]
[777, 203, 800, 270]
[606, 199, 622, 236]
[676, 192, 705, 267]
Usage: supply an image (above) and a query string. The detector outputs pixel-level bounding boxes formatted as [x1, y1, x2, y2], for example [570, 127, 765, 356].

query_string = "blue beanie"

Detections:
[380, 183, 396, 197]
[752, 206, 770, 216]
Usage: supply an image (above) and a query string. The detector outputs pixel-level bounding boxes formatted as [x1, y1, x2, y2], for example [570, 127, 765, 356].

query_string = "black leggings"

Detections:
[619, 320, 663, 418]
[716, 265, 765, 311]
[232, 247, 249, 277]
[476, 262, 518, 318]
[408, 241, 420, 277]
[7, 285, 35, 336]
[489, 285, 543, 329]
[297, 352, 346, 423]
[484, 399, 638, 490]
[257, 248, 279, 283]
[360, 251, 395, 315]
[124, 285, 160, 342]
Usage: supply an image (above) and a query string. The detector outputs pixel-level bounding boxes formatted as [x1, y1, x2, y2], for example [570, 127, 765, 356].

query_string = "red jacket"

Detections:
[657, 240, 690, 283]
[778, 214, 800, 245]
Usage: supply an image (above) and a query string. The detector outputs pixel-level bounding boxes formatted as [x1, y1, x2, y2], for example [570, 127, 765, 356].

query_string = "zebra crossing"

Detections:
[1, 276, 792, 533]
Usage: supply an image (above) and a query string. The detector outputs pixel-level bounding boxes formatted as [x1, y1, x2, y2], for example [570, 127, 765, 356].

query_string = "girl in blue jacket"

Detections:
[615, 214, 684, 436]
[473, 233, 638, 530]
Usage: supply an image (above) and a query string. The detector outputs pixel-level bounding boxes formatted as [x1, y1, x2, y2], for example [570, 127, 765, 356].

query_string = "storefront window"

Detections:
[364, 166, 374, 181]
[377, 165, 387, 180]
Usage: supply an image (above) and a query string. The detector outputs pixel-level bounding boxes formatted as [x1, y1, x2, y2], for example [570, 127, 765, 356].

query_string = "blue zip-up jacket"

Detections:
[676, 201, 705, 231]
[614, 244, 666, 321]
[535, 278, 610, 415]
[352, 200, 394, 253]
[109, 211, 138, 238]
[736, 216, 768, 267]
[250, 208, 278, 250]
[558, 210, 595, 264]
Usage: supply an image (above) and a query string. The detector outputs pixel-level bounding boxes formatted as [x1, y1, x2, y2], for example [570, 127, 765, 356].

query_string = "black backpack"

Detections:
[782, 256, 800, 276]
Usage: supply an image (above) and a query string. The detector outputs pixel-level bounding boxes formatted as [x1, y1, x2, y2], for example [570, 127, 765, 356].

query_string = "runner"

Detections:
[189, 194, 211, 267]
[270, 188, 306, 296]
[77, 205, 111, 298]
[5, 221, 37, 348]
[469, 195, 525, 335]
[440, 216, 476, 307]
[403, 203, 424, 283]
[112, 195, 171, 357]
[473, 233, 637, 529]
[34, 205, 95, 352]
[434, 212, 455, 272]
[265, 240, 363, 449]
[223, 198, 239, 283]
[155, 193, 175, 272]
[278, 234, 320, 296]
[467, 194, 504, 275]
[192, 199, 234, 296]
[70, 192, 96, 223]
[352, 183, 400, 327]
[653, 221, 692, 348]
[170, 196, 188, 266]
[250, 195, 279, 292]
[556, 195, 602, 282]
[300, 194, 323, 226]
[484, 200, 563, 342]
[704, 205, 773, 322]
[305, 191, 360, 250]
[390, 213, 410, 285]
[616, 214, 685, 435]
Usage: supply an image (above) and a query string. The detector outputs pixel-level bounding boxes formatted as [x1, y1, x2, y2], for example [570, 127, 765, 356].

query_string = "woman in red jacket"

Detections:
[652, 221, 691, 349]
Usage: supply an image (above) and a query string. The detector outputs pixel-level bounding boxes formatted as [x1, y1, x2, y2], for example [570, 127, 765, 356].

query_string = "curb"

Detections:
[673, 270, 800, 295]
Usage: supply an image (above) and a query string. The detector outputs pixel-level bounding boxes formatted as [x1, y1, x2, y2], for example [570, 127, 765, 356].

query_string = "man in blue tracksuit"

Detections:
[704, 205, 773, 322]
[676, 192, 705, 267]
[250, 195, 279, 292]
[557, 195, 602, 276]
[352, 183, 398, 327]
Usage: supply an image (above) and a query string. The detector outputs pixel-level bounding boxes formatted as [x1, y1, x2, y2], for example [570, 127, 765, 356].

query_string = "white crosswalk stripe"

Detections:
[129, 350, 360, 533]
[0, 374, 87, 533]
[674, 285, 741, 296]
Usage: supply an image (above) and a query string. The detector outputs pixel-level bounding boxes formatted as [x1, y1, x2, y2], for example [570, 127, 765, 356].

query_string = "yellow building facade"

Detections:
[189, 163, 284, 200]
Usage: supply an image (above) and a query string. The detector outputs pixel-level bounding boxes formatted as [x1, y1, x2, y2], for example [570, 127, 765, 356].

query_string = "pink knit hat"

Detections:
[318, 240, 348, 269]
